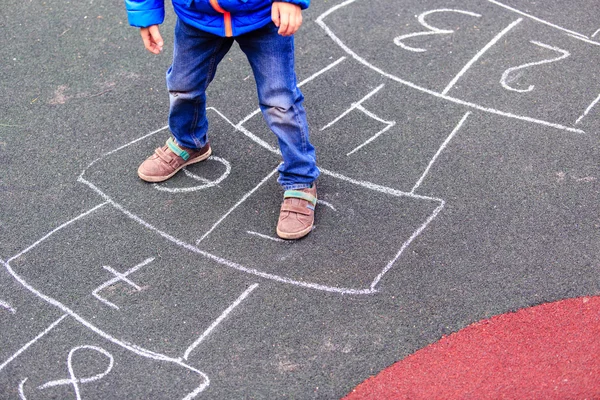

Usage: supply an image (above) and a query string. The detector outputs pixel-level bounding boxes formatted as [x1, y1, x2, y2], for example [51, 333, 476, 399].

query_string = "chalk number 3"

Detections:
[394, 9, 482, 53]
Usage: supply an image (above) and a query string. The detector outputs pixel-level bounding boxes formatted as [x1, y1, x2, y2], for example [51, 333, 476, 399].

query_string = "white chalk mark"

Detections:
[442, 18, 522, 95]
[38, 345, 114, 400]
[0, 314, 68, 372]
[593, 29, 600, 38]
[9, 203, 107, 261]
[316, 1, 585, 135]
[19, 378, 28, 399]
[394, 9, 482, 53]
[79, 176, 376, 294]
[411, 112, 471, 194]
[485, 0, 588, 39]
[317, 200, 337, 211]
[321, 84, 385, 131]
[501, 41, 570, 93]
[346, 107, 396, 156]
[78, 126, 169, 179]
[3, 207, 210, 398]
[237, 56, 347, 127]
[92, 258, 154, 310]
[208, 107, 280, 155]
[371, 200, 445, 290]
[196, 167, 280, 244]
[183, 283, 259, 360]
[576, 92, 600, 124]
[153, 156, 232, 193]
[567, 33, 600, 47]
[0, 299, 16, 314]
[246, 231, 287, 242]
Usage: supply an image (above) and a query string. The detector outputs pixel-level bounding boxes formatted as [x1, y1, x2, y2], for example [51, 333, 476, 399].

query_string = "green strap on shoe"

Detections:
[166, 137, 190, 161]
[284, 190, 317, 206]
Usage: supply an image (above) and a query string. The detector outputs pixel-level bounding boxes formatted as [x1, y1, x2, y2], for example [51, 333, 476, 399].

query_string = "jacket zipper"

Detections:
[209, 0, 233, 37]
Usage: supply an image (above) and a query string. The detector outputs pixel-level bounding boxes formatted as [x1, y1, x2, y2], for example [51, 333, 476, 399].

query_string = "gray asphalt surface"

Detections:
[1, 0, 600, 398]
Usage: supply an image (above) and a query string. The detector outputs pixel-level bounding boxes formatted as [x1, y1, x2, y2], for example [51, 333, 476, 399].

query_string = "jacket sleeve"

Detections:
[280, 0, 309, 10]
[125, 0, 165, 27]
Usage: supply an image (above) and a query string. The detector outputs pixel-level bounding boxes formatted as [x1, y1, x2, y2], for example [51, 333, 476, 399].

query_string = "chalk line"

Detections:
[153, 156, 232, 193]
[317, 200, 337, 212]
[247, 231, 287, 242]
[183, 283, 259, 360]
[2, 207, 210, 398]
[442, 19, 523, 95]
[593, 29, 600, 38]
[346, 105, 396, 156]
[316, 0, 585, 135]
[411, 112, 471, 194]
[0, 314, 68, 372]
[196, 166, 279, 244]
[576, 92, 600, 124]
[485, 0, 588, 39]
[321, 84, 385, 131]
[567, 33, 600, 47]
[370, 200, 445, 290]
[0, 299, 16, 314]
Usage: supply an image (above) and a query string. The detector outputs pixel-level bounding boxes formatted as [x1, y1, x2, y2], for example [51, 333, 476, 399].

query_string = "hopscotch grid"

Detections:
[442, 18, 523, 95]
[315, 0, 586, 135]
[0, 314, 68, 373]
[183, 283, 259, 360]
[1, 207, 210, 397]
[246, 231, 288, 242]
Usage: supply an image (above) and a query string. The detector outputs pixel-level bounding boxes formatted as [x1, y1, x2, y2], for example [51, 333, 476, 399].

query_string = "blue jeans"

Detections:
[166, 18, 319, 190]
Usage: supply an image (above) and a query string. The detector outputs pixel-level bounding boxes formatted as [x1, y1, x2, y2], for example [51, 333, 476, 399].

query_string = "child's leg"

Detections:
[167, 19, 234, 149]
[236, 23, 319, 190]
[138, 19, 234, 182]
[237, 24, 319, 239]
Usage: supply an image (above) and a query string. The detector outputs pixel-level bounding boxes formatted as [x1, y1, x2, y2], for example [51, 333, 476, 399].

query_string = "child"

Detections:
[125, 0, 320, 239]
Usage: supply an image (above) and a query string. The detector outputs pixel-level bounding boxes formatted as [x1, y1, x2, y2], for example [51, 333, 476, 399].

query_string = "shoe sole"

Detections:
[276, 224, 313, 240]
[138, 147, 212, 183]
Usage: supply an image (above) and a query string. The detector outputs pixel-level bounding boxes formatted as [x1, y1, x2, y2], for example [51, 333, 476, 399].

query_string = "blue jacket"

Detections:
[125, 0, 310, 37]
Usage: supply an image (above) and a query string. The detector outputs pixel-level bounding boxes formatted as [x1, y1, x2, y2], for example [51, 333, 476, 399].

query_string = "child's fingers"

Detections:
[278, 11, 290, 35]
[148, 25, 164, 52]
[140, 25, 163, 54]
[271, 4, 280, 27]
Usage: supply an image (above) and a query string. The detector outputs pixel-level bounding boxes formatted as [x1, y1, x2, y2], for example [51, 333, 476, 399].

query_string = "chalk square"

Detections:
[7, 205, 261, 357]
[80, 109, 281, 245]
[197, 172, 441, 291]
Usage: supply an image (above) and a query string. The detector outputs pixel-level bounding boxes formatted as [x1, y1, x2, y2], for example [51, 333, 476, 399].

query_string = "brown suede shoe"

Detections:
[276, 185, 317, 240]
[138, 137, 211, 182]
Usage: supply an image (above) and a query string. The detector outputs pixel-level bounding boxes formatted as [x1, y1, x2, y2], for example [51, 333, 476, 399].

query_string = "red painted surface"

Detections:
[344, 296, 600, 399]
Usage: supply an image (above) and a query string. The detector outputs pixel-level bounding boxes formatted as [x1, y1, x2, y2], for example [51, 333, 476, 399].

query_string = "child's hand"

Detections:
[271, 2, 302, 36]
[140, 25, 164, 54]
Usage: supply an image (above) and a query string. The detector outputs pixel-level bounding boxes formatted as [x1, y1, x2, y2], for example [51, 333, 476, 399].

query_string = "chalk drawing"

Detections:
[442, 18, 522, 95]
[92, 258, 154, 310]
[153, 156, 231, 193]
[500, 41, 570, 93]
[593, 29, 600, 38]
[0, 314, 68, 372]
[317, 200, 337, 211]
[394, 9, 482, 53]
[246, 231, 287, 242]
[316, 0, 585, 134]
[411, 112, 471, 194]
[320, 84, 397, 155]
[567, 33, 600, 47]
[37, 345, 114, 399]
[576, 92, 600, 124]
[183, 283, 259, 361]
[2, 207, 210, 398]
[485, 0, 588, 39]
[0, 299, 16, 314]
